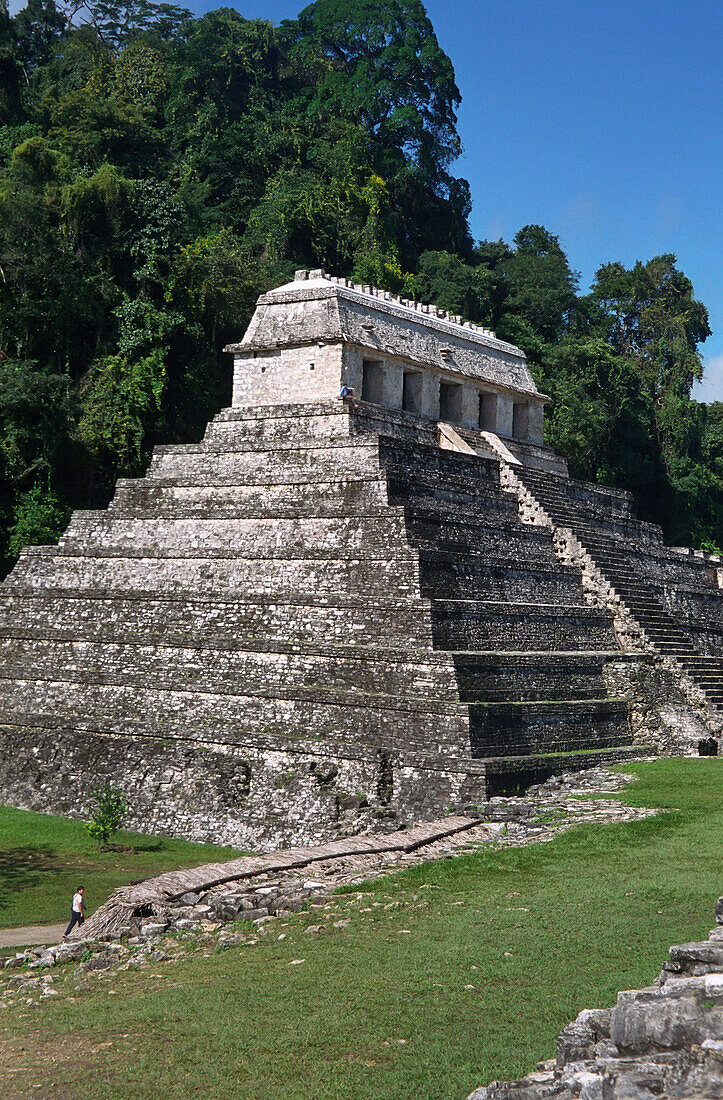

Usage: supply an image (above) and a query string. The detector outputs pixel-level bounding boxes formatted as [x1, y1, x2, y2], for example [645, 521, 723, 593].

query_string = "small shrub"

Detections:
[85, 784, 128, 852]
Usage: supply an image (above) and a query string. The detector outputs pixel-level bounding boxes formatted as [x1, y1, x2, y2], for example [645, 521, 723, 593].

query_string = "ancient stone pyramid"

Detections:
[0, 271, 719, 847]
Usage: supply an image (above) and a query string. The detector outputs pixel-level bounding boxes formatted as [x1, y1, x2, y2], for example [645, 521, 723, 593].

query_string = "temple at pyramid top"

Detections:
[225, 269, 550, 445]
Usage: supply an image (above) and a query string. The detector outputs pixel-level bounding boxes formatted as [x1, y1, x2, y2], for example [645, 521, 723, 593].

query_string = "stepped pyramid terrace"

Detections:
[0, 270, 720, 847]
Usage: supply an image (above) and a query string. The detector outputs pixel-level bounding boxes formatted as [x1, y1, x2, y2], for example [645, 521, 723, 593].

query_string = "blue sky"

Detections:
[11, 0, 722, 398]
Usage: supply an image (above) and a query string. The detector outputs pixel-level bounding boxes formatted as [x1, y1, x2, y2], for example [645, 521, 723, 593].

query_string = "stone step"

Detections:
[5, 549, 422, 597]
[482, 743, 650, 798]
[590, 555, 714, 585]
[653, 638, 703, 650]
[532, 506, 663, 546]
[0, 591, 436, 649]
[526, 485, 643, 517]
[583, 551, 715, 587]
[418, 560, 585, 603]
[0, 714, 491, 809]
[0, 665, 464, 720]
[587, 539, 710, 562]
[518, 469, 634, 511]
[519, 462, 723, 677]
[643, 630, 698, 646]
[430, 600, 617, 651]
[624, 607, 723, 640]
[0, 682, 471, 755]
[109, 462, 511, 519]
[108, 476, 393, 519]
[469, 698, 630, 758]
[646, 606, 723, 637]
[452, 651, 614, 701]
[679, 672, 723, 685]
[49, 521, 563, 574]
[203, 406, 443, 457]
[145, 431, 500, 488]
[0, 638, 620, 709]
[202, 408, 355, 447]
[408, 527, 559, 565]
[0, 711, 471, 770]
[620, 595, 719, 619]
[146, 441, 386, 483]
[214, 400, 347, 423]
[664, 655, 721, 673]
[351, 400, 449, 444]
[518, 469, 717, 585]
[378, 435, 499, 485]
[416, 546, 573, 574]
[553, 506, 661, 535]
[573, 523, 664, 548]
[0, 637, 463, 701]
[58, 513, 418, 558]
[384, 467, 514, 510]
[588, 568, 714, 602]
[217, 399, 445, 448]
[397, 492, 520, 527]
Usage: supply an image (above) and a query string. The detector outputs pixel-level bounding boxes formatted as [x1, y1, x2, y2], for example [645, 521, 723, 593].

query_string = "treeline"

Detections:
[0, 0, 720, 571]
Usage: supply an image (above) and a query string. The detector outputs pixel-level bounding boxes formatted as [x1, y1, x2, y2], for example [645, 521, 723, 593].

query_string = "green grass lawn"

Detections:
[0, 806, 243, 928]
[0, 757, 721, 1100]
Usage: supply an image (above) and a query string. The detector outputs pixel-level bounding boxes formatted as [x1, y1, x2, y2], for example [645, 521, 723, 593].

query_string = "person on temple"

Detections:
[339, 383, 356, 404]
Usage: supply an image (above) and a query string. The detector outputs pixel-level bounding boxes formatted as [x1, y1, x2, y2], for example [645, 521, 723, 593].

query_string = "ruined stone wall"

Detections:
[603, 656, 721, 755]
[0, 723, 488, 849]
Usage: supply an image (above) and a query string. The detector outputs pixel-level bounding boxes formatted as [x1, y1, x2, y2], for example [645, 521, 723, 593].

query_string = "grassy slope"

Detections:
[0, 758, 721, 1100]
[0, 806, 243, 927]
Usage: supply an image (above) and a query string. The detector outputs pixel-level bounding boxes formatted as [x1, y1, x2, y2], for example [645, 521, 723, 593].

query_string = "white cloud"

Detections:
[8, 0, 25, 14]
[692, 354, 723, 404]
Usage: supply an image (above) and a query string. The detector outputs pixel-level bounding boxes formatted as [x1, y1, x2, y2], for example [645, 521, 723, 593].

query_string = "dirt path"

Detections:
[0, 923, 67, 949]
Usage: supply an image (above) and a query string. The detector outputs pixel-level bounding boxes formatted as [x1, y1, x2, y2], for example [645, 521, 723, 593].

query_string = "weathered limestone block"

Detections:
[6, 553, 423, 598]
[610, 985, 717, 1053]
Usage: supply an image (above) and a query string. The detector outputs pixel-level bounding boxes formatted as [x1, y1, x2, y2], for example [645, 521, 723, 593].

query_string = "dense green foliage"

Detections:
[0, 0, 719, 566]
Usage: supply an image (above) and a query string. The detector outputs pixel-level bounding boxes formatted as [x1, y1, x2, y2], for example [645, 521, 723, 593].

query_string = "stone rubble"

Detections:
[468, 897, 723, 1100]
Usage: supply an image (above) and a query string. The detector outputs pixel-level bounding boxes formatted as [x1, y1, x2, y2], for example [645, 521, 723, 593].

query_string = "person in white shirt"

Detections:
[63, 886, 85, 938]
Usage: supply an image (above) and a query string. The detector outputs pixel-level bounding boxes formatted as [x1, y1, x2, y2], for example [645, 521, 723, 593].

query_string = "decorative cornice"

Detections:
[245, 270, 526, 359]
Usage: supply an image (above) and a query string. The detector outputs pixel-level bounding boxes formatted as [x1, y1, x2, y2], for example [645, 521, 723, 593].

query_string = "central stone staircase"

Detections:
[515, 465, 723, 713]
[373, 431, 635, 788]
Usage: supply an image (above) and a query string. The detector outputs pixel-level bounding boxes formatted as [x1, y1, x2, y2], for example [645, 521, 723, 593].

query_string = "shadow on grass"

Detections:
[0, 838, 163, 915]
[0, 845, 65, 911]
[100, 841, 164, 855]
